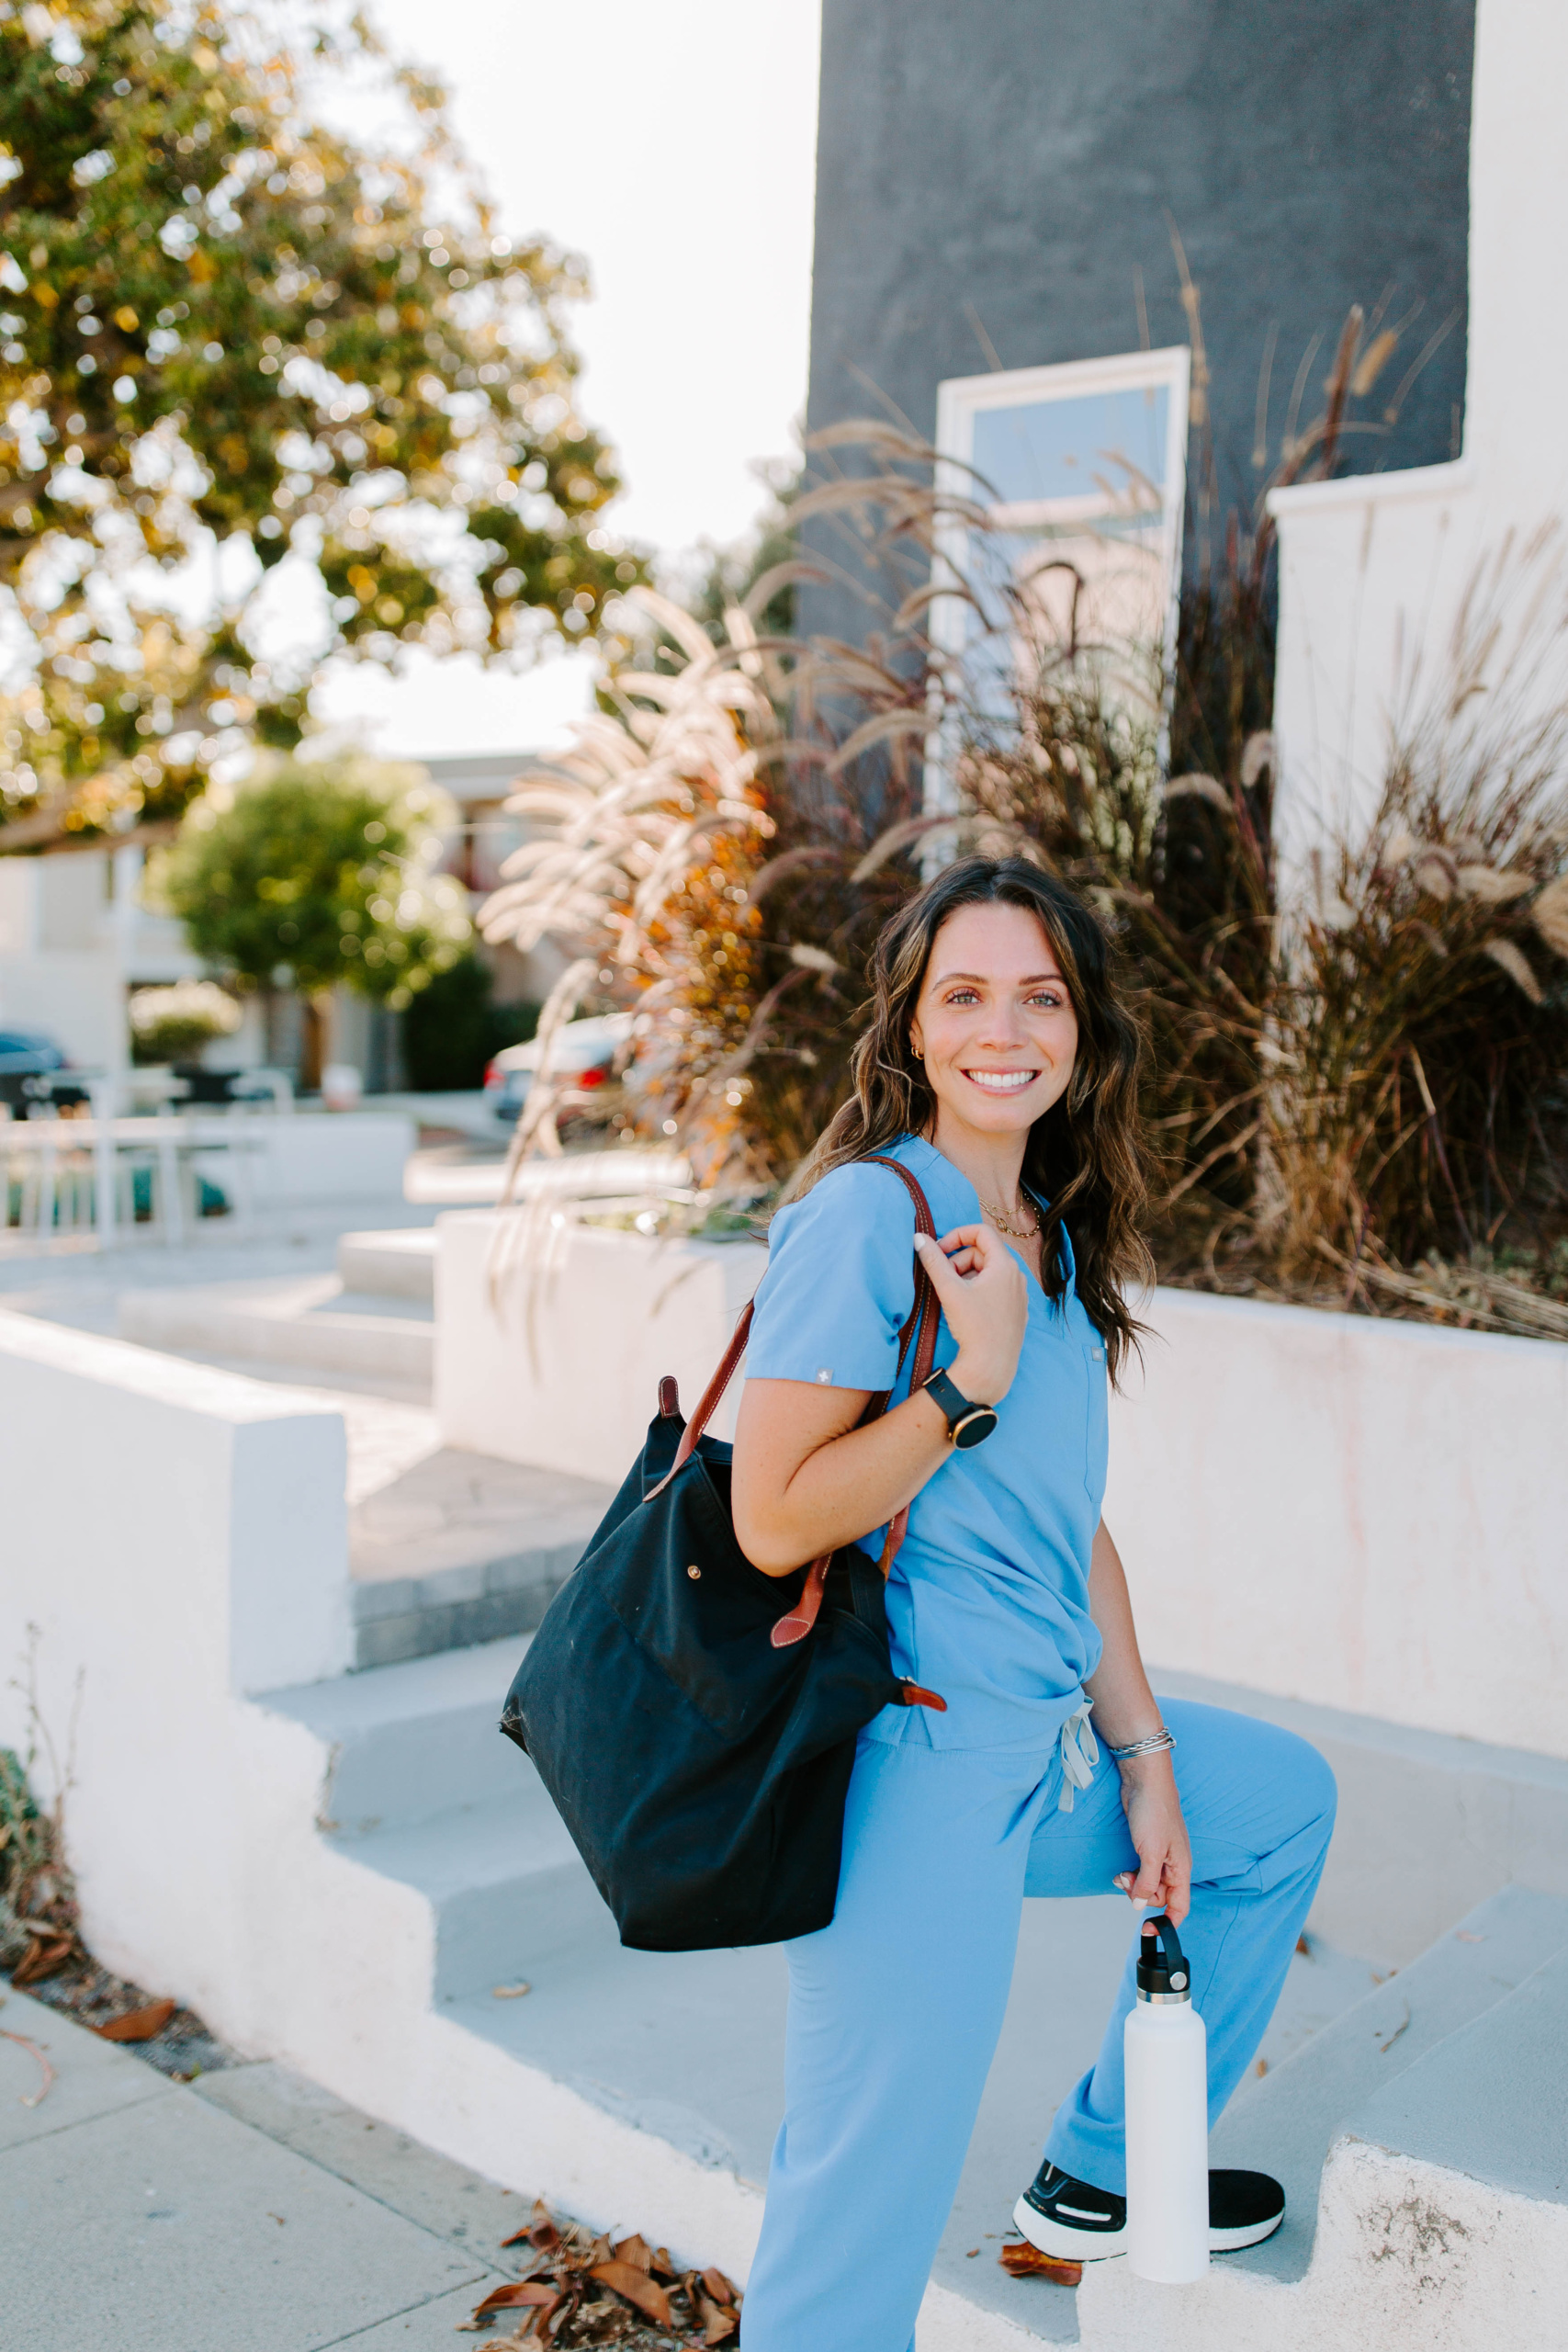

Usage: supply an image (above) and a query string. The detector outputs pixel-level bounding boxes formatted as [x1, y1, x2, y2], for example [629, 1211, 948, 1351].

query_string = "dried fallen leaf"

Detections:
[1294, 1932, 1311, 1955]
[1454, 1929, 1485, 1943]
[500, 2198, 560, 2251]
[484, 2197, 741, 2344]
[695, 2290, 739, 2344]
[1378, 1997, 1412, 2055]
[11, 1935, 73, 1988]
[491, 1982, 532, 1999]
[470, 2280, 560, 2321]
[95, 1996, 176, 2043]
[998, 2240, 1083, 2286]
[1255, 2056, 1269, 2076]
[589, 2261, 673, 2326]
[0, 2027, 55, 2108]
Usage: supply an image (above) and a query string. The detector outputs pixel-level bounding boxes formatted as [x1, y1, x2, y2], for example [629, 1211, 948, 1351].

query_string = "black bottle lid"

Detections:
[1135, 1912, 1191, 2001]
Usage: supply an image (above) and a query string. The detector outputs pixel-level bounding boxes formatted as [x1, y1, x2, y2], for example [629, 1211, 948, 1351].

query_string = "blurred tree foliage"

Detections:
[400, 947, 536, 1091]
[157, 752, 470, 1077]
[0, 0, 643, 853]
[685, 459, 802, 646]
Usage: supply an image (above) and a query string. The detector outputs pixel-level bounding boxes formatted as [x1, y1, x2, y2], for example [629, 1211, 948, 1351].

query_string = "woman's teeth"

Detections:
[963, 1069, 1036, 1091]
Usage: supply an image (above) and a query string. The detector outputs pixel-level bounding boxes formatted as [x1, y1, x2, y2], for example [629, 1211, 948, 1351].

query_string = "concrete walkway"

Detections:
[0, 1984, 536, 2350]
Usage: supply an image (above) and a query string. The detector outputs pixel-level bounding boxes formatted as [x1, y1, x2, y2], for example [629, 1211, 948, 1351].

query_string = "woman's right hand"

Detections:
[913, 1221, 1029, 1405]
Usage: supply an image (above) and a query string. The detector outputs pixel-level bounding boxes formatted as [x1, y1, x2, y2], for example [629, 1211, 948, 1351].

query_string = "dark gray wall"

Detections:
[804, 0, 1473, 632]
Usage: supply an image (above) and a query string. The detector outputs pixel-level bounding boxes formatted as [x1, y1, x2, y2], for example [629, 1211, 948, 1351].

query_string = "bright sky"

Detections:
[312, 0, 823, 760]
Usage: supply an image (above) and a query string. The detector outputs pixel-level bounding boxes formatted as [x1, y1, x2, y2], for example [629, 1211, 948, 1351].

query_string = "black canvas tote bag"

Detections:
[499, 1155, 947, 1951]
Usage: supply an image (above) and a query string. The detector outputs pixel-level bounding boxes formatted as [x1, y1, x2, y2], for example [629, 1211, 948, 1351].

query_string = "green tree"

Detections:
[0, 0, 643, 853]
[156, 752, 470, 1083]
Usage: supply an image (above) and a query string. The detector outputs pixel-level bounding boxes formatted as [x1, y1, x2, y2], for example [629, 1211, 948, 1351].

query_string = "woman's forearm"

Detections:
[732, 1377, 955, 1575]
[1082, 1520, 1167, 1748]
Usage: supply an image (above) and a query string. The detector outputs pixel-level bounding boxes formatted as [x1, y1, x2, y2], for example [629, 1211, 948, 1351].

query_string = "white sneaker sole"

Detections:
[1012, 2192, 1125, 2262]
[1012, 2192, 1285, 2263]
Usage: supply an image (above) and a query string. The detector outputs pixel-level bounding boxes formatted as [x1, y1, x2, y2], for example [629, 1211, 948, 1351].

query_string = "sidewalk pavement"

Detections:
[0, 1984, 536, 2349]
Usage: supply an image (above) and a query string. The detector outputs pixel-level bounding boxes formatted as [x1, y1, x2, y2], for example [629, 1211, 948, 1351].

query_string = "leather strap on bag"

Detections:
[646, 1156, 943, 1655]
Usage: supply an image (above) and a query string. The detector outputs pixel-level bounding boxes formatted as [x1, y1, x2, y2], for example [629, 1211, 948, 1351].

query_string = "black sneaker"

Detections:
[1012, 2161, 1285, 2261]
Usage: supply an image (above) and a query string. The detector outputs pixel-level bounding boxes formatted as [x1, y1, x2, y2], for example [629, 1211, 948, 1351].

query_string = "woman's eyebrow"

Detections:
[931, 968, 1066, 987]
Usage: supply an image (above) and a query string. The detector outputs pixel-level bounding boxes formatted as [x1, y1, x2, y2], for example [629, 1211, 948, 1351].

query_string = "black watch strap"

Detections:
[921, 1366, 998, 1449]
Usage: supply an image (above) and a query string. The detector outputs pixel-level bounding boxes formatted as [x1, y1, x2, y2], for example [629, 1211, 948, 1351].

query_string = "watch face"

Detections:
[953, 1406, 998, 1449]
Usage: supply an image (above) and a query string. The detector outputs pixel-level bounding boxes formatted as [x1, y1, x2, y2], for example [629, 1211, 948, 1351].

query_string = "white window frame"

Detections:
[926, 346, 1191, 817]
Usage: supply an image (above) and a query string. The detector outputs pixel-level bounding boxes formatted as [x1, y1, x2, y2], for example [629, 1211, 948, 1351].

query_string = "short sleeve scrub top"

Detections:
[743, 1134, 1109, 1756]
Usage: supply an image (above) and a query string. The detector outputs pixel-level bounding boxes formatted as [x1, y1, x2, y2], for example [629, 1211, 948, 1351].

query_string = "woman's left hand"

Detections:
[1113, 1756, 1192, 1927]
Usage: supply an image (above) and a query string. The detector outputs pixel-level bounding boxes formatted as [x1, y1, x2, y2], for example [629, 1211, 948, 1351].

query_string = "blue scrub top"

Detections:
[745, 1134, 1109, 1752]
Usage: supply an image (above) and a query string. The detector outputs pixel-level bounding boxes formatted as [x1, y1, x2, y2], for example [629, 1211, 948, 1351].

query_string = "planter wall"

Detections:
[438, 1221, 1568, 1759]
[1106, 1288, 1566, 1758]
[434, 1210, 767, 1486]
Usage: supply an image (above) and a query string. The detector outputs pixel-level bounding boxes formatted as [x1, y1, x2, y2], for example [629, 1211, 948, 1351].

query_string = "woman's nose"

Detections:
[975, 1010, 1027, 1049]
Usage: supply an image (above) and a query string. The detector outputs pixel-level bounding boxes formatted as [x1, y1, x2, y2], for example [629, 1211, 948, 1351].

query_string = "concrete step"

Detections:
[267, 1638, 525, 1826]
[118, 1272, 434, 1398]
[1343, 1931, 1568, 2206]
[1211, 1882, 1568, 2282]
[262, 1641, 1432, 2346]
[348, 1446, 609, 1671]
[337, 1227, 437, 1302]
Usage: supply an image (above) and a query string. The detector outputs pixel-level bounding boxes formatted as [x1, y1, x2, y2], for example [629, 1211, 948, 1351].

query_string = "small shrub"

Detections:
[400, 953, 538, 1091]
[127, 978, 243, 1067]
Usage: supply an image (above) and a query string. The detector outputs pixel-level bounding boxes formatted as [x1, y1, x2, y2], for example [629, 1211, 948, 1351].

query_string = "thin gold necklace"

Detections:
[980, 1193, 1042, 1240]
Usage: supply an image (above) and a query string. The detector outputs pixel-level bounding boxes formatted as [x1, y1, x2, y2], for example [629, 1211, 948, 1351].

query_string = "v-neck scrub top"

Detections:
[744, 1134, 1109, 1753]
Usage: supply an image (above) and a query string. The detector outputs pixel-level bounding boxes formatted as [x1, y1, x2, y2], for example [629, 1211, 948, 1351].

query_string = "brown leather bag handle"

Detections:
[769, 1157, 941, 1658]
[646, 1157, 942, 1660]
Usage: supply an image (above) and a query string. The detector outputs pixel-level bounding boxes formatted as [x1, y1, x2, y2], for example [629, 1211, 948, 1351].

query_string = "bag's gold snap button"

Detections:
[687, 1565, 702, 1579]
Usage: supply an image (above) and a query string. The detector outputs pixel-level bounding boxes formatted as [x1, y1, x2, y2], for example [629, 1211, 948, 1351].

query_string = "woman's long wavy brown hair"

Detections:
[795, 856, 1154, 1382]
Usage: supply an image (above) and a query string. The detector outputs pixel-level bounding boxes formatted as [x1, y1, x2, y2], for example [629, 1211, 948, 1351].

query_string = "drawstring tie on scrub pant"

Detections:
[1057, 1699, 1099, 1811]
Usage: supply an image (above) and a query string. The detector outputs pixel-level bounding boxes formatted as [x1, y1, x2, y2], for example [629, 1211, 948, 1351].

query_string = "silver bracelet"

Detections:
[1106, 1727, 1177, 1761]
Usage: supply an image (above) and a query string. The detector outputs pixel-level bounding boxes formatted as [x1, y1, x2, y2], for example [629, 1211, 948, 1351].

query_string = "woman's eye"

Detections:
[944, 989, 979, 1005]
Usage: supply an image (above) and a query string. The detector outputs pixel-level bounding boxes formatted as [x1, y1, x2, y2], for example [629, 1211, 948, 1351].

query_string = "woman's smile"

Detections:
[962, 1067, 1041, 1093]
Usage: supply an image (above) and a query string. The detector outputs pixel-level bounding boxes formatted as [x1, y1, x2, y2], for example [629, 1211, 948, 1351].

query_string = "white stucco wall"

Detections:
[0, 1310, 772, 2284]
[1269, 0, 1568, 859]
[435, 1221, 1568, 1761]
[1104, 1287, 1568, 1759]
[0, 1315, 350, 2016]
[435, 1210, 767, 1482]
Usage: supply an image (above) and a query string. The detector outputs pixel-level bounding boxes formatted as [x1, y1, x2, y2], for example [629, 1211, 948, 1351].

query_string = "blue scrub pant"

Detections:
[739, 1698, 1337, 2352]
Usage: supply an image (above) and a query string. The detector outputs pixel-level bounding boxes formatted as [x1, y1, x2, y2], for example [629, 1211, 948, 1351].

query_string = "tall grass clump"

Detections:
[479, 300, 1568, 1340]
[1262, 539, 1568, 1318]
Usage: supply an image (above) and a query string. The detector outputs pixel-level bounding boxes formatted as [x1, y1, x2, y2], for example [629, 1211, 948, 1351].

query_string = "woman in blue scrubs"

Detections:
[730, 856, 1335, 2351]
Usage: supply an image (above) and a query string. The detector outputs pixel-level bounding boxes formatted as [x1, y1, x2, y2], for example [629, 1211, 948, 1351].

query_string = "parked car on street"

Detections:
[0, 1028, 78, 1115]
[483, 1012, 632, 1125]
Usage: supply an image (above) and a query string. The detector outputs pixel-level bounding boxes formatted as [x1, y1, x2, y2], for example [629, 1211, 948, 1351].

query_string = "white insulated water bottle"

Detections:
[1123, 1912, 1209, 2282]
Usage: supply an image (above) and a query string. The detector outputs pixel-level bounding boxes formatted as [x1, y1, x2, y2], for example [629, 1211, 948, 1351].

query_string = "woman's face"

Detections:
[908, 900, 1079, 1146]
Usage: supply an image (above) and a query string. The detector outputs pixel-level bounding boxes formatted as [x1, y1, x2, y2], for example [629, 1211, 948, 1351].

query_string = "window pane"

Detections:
[970, 385, 1170, 510]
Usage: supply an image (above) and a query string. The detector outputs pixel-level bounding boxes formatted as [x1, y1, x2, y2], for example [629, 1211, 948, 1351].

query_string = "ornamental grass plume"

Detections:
[478, 585, 933, 1193]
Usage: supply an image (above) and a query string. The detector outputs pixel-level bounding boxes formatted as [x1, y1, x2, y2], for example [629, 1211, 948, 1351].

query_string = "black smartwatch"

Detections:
[921, 1366, 998, 1449]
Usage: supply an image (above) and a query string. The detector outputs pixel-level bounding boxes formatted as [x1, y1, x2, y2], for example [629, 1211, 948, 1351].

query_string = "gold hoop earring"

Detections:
[910, 1042, 923, 1060]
